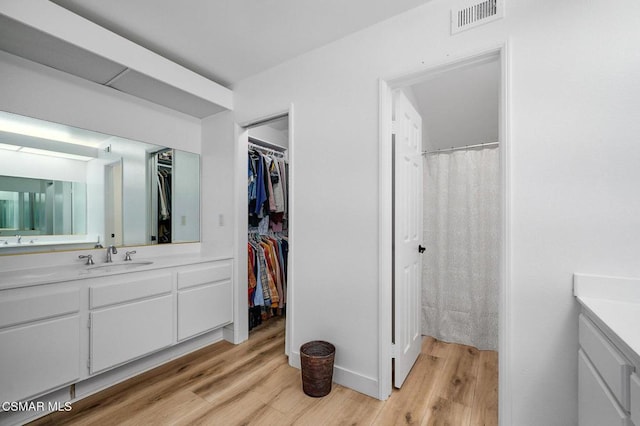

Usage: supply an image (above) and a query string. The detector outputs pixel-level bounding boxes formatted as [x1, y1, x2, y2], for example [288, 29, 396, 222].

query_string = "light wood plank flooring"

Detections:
[31, 317, 497, 425]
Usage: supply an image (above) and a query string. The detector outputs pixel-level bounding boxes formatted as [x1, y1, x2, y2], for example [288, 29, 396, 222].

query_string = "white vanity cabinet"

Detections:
[88, 272, 174, 374]
[578, 314, 635, 426]
[0, 256, 233, 420]
[177, 261, 232, 341]
[0, 285, 81, 403]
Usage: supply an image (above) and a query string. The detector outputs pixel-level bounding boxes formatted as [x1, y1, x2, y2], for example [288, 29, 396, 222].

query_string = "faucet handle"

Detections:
[78, 254, 94, 265]
[124, 251, 136, 261]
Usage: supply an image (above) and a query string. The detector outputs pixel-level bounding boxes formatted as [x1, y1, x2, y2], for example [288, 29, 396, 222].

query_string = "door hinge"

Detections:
[391, 120, 397, 135]
[391, 343, 398, 359]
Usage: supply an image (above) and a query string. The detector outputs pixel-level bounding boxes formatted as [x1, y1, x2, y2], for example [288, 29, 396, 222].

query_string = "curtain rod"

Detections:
[422, 141, 499, 155]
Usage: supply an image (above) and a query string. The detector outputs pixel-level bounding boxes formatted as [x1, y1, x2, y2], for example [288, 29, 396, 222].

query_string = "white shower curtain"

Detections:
[422, 147, 499, 351]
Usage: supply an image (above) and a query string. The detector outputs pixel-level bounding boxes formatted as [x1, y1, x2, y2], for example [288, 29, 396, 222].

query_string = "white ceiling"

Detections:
[50, 0, 432, 88]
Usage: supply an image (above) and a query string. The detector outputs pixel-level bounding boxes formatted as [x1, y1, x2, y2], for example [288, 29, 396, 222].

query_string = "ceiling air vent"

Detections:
[451, 0, 504, 34]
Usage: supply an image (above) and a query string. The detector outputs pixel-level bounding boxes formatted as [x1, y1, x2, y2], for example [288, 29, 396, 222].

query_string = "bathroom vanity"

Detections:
[574, 274, 640, 426]
[0, 252, 232, 424]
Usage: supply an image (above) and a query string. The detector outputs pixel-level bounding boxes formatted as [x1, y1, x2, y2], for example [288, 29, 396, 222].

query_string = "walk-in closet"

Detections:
[151, 149, 173, 244]
[246, 116, 290, 333]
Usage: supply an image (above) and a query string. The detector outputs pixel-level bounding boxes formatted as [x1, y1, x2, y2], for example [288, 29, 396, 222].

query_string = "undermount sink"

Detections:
[87, 261, 154, 273]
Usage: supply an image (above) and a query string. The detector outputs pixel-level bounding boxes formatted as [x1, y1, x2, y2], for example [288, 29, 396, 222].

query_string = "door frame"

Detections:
[378, 43, 511, 423]
[235, 105, 295, 358]
[104, 159, 123, 247]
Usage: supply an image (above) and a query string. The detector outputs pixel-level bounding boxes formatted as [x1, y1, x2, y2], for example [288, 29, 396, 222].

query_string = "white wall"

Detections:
[201, 110, 242, 343]
[201, 111, 235, 258]
[233, 0, 640, 424]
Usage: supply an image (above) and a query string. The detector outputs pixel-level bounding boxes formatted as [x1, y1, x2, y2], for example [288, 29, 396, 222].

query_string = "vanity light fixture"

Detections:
[0, 111, 107, 148]
[0, 140, 96, 161]
[17, 146, 95, 161]
[0, 143, 20, 151]
[0, 111, 109, 161]
[0, 129, 99, 162]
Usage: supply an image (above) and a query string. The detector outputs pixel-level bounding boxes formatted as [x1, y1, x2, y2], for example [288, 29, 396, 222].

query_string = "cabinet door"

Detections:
[579, 349, 631, 426]
[579, 314, 632, 410]
[631, 373, 640, 426]
[90, 295, 173, 374]
[0, 316, 80, 402]
[177, 280, 232, 341]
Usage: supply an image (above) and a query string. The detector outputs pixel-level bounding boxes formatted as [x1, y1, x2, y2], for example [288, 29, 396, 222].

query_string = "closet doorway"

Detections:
[240, 113, 292, 356]
[379, 46, 509, 415]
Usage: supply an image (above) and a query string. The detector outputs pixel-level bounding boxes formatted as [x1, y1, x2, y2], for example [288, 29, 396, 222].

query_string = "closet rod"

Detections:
[249, 136, 286, 152]
[249, 141, 286, 158]
[422, 141, 499, 155]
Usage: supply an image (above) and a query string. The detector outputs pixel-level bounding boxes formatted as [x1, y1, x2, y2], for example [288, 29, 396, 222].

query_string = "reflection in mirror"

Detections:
[0, 110, 200, 255]
[0, 176, 86, 238]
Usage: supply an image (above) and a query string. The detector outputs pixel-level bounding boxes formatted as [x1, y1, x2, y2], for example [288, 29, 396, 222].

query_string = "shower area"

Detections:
[406, 56, 501, 352]
[422, 144, 499, 350]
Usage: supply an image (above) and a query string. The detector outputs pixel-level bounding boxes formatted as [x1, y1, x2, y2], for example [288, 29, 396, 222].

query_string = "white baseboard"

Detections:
[289, 350, 379, 399]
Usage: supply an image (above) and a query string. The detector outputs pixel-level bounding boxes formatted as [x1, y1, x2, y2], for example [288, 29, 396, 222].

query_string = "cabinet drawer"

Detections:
[177, 280, 232, 341]
[0, 287, 80, 328]
[579, 350, 631, 426]
[0, 315, 81, 402]
[631, 373, 640, 425]
[90, 272, 173, 308]
[90, 295, 173, 374]
[177, 261, 231, 290]
[579, 314, 633, 410]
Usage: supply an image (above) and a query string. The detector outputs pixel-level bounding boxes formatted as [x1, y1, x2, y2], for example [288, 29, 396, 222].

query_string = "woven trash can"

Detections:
[300, 340, 335, 397]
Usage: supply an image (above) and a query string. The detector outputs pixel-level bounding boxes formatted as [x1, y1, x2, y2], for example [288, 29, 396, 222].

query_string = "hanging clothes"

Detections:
[248, 233, 289, 331]
[248, 148, 288, 233]
[157, 169, 171, 220]
[156, 167, 172, 244]
[248, 143, 289, 331]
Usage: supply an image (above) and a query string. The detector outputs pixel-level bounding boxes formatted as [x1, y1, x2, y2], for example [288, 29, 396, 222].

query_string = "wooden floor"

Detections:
[31, 317, 497, 425]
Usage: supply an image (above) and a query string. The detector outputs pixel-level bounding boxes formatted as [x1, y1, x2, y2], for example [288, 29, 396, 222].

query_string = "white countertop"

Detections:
[574, 273, 640, 364]
[0, 254, 231, 290]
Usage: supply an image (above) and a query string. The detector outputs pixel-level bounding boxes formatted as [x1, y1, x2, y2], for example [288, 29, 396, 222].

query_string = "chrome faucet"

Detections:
[124, 250, 136, 261]
[15, 235, 21, 244]
[78, 254, 94, 265]
[106, 245, 118, 263]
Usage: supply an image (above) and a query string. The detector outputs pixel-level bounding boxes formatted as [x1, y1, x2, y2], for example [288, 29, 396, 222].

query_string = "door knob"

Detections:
[418, 245, 426, 253]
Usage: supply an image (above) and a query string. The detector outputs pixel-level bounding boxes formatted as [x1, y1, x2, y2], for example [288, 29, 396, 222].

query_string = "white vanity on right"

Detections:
[574, 274, 640, 426]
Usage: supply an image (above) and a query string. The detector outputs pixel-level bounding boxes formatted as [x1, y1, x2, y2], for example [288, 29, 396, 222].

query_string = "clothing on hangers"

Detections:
[248, 143, 289, 331]
[248, 148, 288, 233]
[157, 170, 170, 220]
[247, 232, 289, 330]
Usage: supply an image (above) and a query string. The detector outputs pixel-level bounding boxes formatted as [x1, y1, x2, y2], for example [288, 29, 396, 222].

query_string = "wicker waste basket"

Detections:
[300, 340, 335, 397]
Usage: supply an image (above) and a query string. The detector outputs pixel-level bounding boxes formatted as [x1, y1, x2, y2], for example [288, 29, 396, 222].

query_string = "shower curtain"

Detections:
[422, 147, 499, 351]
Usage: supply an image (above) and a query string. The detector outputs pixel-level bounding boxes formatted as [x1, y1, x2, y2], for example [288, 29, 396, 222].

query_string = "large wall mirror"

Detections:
[0, 111, 200, 255]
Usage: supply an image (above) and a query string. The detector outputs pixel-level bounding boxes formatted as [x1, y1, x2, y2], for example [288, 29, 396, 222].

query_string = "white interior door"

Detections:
[393, 90, 423, 388]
